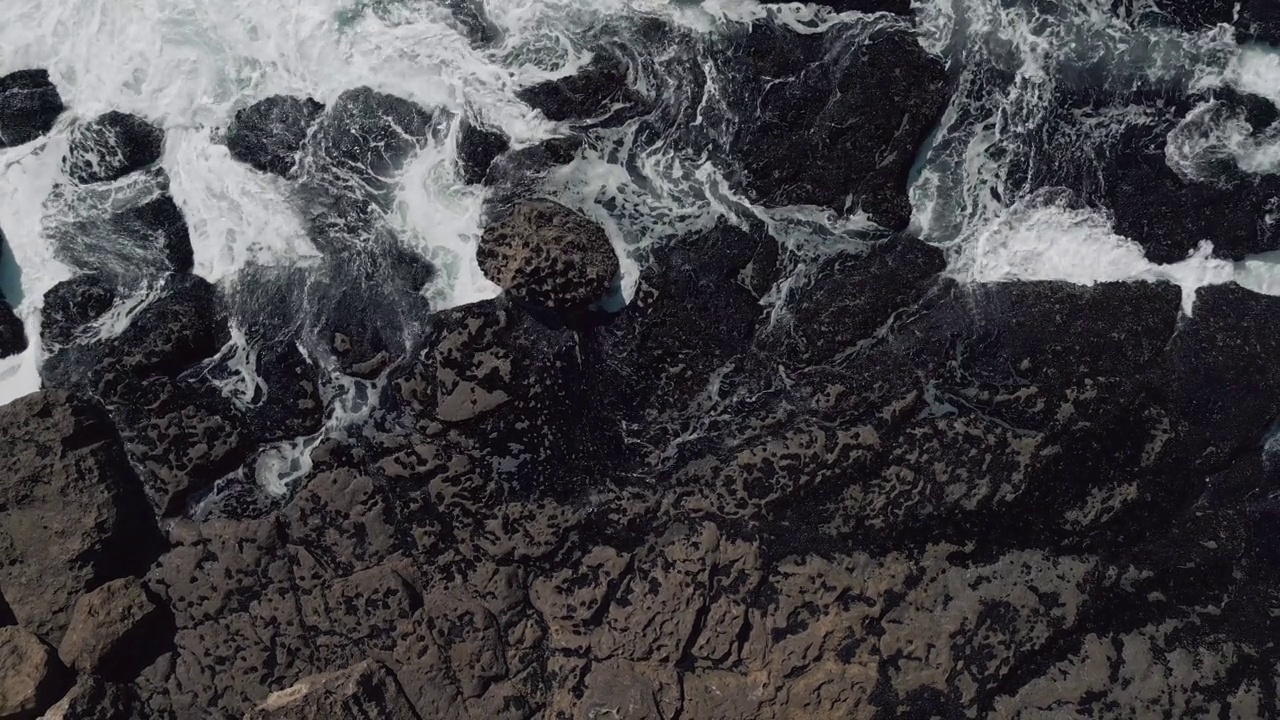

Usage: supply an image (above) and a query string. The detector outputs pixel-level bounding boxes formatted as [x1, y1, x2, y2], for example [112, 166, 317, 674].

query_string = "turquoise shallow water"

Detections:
[0, 239, 21, 306]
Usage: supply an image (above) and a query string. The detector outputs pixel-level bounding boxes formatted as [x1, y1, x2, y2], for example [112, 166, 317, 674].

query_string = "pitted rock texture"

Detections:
[226, 95, 324, 177]
[0, 69, 63, 148]
[63, 112, 165, 185]
[9, 22, 1280, 720]
[478, 200, 619, 311]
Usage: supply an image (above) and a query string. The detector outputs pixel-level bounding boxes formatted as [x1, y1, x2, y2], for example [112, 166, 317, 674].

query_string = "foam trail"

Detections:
[907, 0, 1280, 306]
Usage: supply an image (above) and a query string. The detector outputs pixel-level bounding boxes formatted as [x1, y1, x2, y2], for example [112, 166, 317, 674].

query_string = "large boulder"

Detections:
[298, 87, 434, 248]
[432, 0, 501, 47]
[226, 95, 324, 177]
[52, 193, 194, 281]
[0, 69, 63, 148]
[247, 661, 420, 720]
[714, 25, 949, 229]
[1015, 83, 1280, 262]
[42, 275, 254, 515]
[63, 112, 165, 185]
[40, 273, 116, 349]
[58, 577, 172, 681]
[478, 200, 619, 312]
[0, 391, 163, 641]
[0, 627, 71, 720]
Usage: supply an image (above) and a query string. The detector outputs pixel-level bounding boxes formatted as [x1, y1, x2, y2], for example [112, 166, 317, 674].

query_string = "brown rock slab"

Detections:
[0, 390, 163, 642]
[247, 660, 421, 720]
[478, 200, 619, 311]
[58, 577, 170, 680]
[0, 626, 71, 720]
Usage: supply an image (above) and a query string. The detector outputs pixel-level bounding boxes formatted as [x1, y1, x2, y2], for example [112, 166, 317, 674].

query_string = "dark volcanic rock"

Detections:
[226, 95, 324, 177]
[0, 391, 163, 642]
[716, 26, 949, 229]
[0, 69, 63, 148]
[478, 200, 619, 312]
[516, 50, 644, 125]
[1237, 0, 1280, 43]
[1166, 283, 1280, 466]
[53, 193, 195, 282]
[433, 0, 501, 47]
[41, 274, 116, 348]
[767, 234, 946, 366]
[819, 0, 912, 12]
[42, 274, 253, 515]
[599, 220, 780, 428]
[247, 661, 421, 719]
[0, 300, 24, 358]
[44, 273, 229, 396]
[456, 116, 509, 185]
[41, 676, 144, 720]
[0, 627, 71, 720]
[299, 87, 434, 247]
[58, 577, 171, 681]
[1152, 0, 1233, 30]
[63, 112, 165, 185]
[1019, 83, 1280, 262]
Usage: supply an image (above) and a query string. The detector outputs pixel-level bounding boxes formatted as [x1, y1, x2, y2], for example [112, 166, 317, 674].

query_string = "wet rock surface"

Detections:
[64, 112, 165, 185]
[226, 95, 324, 177]
[0, 301, 24, 358]
[517, 50, 644, 126]
[41, 273, 117, 348]
[713, 25, 949, 229]
[456, 116, 509, 185]
[8, 17, 1280, 720]
[0, 69, 64, 148]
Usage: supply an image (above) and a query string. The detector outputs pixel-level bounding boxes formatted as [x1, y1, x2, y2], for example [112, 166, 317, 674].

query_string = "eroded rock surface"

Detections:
[478, 200, 619, 312]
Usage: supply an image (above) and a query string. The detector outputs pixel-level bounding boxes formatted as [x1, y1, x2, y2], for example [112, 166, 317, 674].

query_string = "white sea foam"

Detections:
[908, 0, 1280, 310]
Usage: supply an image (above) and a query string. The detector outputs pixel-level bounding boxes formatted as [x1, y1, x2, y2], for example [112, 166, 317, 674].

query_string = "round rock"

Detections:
[0, 69, 64, 148]
[478, 200, 619, 311]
